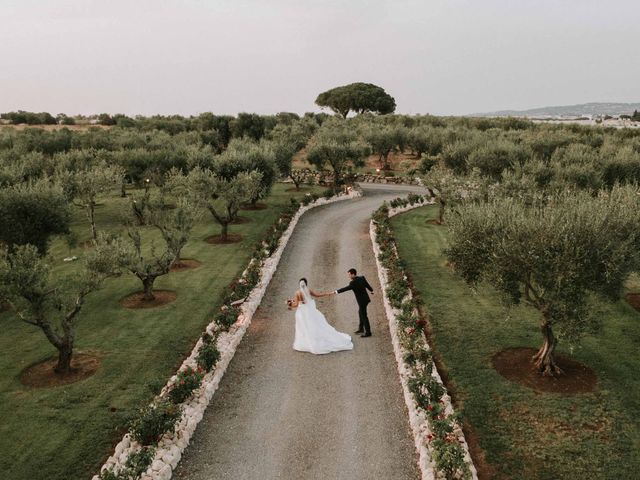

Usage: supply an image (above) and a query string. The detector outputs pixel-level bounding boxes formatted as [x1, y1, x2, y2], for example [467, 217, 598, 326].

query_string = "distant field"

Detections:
[0, 123, 111, 131]
[392, 205, 640, 480]
[0, 183, 322, 480]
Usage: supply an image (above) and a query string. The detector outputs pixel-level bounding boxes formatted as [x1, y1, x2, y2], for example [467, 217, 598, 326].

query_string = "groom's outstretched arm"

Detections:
[335, 284, 353, 294]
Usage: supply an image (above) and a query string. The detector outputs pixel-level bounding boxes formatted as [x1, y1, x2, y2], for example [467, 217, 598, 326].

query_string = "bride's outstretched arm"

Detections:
[310, 289, 336, 298]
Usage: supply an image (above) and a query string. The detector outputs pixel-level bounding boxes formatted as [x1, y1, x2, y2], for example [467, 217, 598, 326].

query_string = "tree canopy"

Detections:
[315, 82, 396, 118]
[0, 181, 70, 254]
[445, 186, 640, 375]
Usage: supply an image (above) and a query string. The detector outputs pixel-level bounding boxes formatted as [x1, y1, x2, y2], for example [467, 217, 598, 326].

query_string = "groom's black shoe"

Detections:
[360, 332, 372, 337]
[354, 329, 364, 334]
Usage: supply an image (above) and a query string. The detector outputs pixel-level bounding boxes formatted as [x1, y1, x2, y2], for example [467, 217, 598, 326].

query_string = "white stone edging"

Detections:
[369, 199, 478, 480]
[94, 188, 362, 480]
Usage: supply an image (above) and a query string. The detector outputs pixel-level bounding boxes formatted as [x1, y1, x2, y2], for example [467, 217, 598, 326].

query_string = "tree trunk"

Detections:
[532, 318, 562, 376]
[290, 174, 301, 191]
[438, 197, 446, 224]
[142, 277, 156, 301]
[134, 207, 145, 226]
[220, 222, 229, 241]
[88, 203, 97, 240]
[121, 180, 127, 197]
[173, 252, 182, 269]
[55, 342, 73, 374]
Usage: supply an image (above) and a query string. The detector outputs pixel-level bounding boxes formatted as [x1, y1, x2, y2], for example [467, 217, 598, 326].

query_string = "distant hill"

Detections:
[474, 102, 640, 117]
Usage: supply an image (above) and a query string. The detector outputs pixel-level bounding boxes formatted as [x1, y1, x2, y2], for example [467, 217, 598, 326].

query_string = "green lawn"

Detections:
[0, 183, 321, 480]
[392, 205, 640, 480]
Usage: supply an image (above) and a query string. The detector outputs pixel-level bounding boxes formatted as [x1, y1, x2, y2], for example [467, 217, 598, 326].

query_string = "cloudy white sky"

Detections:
[1, 0, 638, 116]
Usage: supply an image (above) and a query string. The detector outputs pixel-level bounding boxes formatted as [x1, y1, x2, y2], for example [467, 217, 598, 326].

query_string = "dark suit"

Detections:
[336, 276, 374, 334]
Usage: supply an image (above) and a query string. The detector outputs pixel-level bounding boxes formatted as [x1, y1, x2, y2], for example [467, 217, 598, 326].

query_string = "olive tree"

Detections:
[0, 181, 70, 254]
[215, 139, 277, 206]
[0, 240, 123, 373]
[168, 167, 262, 241]
[266, 123, 313, 190]
[120, 198, 200, 301]
[445, 186, 640, 376]
[407, 126, 444, 158]
[364, 125, 397, 170]
[57, 160, 124, 240]
[306, 122, 369, 185]
[467, 139, 531, 180]
[422, 164, 486, 224]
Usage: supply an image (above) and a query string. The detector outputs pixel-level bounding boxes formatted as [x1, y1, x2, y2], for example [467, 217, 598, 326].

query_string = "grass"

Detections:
[391, 205, 640, 480]
[0, 183, 322, 480]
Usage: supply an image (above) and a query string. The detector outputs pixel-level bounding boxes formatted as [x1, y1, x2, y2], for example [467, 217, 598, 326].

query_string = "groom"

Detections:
[334, 268, 374, 337]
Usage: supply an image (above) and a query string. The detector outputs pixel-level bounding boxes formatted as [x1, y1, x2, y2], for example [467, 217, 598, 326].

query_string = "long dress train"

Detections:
[293, 290, 353, 355]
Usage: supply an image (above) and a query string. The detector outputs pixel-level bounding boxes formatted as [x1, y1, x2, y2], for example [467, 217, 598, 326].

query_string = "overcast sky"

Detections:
[1, 0, 638, 116]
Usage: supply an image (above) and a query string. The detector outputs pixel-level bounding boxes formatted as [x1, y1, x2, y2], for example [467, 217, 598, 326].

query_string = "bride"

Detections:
[286, 278, 353, 354]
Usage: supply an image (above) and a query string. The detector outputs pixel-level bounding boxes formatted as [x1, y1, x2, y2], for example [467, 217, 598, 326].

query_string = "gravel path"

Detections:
[174, 184, 426, 480]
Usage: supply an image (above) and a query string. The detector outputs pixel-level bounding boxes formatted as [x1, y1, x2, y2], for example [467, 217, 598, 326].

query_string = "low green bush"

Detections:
[196, 333, 220, 372]
[168, 366, 205, 404]
[214, 305, 239, 330]
[128, 400, 182, 446]
[98, 446, 156, 480]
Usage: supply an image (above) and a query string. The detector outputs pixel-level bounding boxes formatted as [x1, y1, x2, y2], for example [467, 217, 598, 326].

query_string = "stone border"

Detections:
[369, 200, 478, 480]
[94, 188, 363, 480]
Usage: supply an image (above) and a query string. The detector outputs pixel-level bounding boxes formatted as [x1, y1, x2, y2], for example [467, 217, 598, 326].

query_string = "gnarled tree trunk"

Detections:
[56, 342, 73, 374]
[40, 317, 75, 374]
[532, 316, 562, 376]
[290, 173, 301, 191]
[220, 221, 230, 241]
[142, 277, 156, 301]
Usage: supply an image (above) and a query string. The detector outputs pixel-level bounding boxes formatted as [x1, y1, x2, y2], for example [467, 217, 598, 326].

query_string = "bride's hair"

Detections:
[299, 278, 308, 286]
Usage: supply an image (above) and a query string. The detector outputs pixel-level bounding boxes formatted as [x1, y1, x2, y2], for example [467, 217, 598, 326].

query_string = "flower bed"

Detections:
[370, 194, 478, 480]
[95, 187, 362, 480]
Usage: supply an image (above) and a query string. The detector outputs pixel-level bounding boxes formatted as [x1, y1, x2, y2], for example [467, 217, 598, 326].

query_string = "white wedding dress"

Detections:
[293, 282, 353, 354]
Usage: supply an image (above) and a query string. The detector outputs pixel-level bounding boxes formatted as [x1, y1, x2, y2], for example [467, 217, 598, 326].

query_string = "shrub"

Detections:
[386, 278, 409, 309]
[419, 154, 438, 173]
[168, 366, 205, 404]
[322, 187, 337, 199]
[98, 446, 156, 480]
[128, 400, 182, 446]
[98, 470, 119, 480]
[123, 446, 156, 478]
[215, 305, 239, 330]
[407, 193, 424, 206]
[243, 261, 261, 289]
[196, 333, 221, 372]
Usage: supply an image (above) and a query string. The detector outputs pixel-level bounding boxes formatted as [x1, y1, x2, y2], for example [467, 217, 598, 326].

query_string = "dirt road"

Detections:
[174, 183, 426, 480]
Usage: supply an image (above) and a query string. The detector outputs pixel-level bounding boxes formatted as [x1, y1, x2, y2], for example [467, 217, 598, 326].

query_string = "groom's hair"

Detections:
[348, 268, 357, 275]
[299, 278, 308, 285]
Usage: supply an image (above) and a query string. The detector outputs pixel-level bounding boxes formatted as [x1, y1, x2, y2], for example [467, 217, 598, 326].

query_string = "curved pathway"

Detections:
[174, 183, 426, 480]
